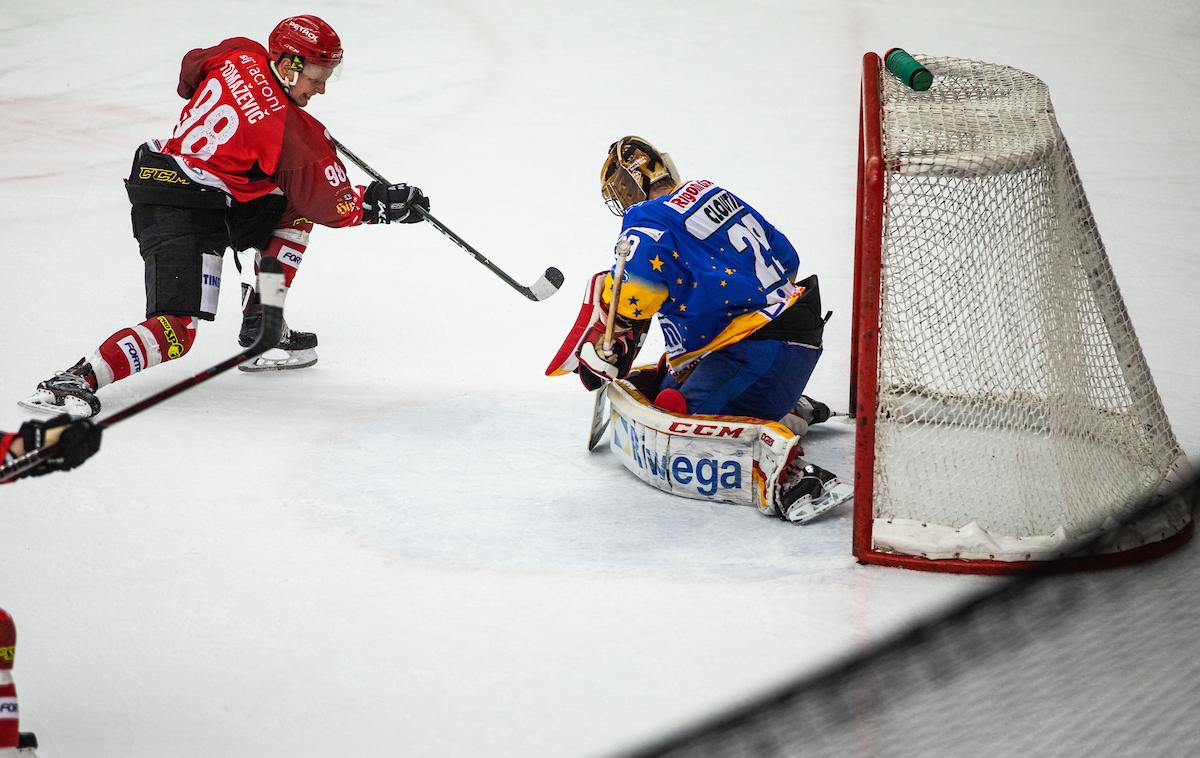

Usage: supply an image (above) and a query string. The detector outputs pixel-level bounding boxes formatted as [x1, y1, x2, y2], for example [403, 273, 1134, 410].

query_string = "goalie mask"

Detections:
[601, 136, 681, 216]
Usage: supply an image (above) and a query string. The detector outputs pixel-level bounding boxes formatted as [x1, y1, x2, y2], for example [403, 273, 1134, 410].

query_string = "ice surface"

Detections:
[1, 2, 1196, 756]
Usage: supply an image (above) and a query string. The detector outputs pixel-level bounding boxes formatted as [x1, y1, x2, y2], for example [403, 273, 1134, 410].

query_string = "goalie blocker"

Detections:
[604, 380, 850, 523]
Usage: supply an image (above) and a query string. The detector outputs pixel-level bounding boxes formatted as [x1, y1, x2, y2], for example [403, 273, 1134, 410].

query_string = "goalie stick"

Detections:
[586, 236, 632, 450]
[0, 259, 287, 482]
[331, 137, 564, 302]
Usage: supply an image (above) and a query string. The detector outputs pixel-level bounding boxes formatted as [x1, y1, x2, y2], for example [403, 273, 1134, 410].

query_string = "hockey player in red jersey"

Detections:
[21, 15, 427, 418]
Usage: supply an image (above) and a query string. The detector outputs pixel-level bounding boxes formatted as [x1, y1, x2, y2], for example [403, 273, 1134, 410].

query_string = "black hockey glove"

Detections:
[362, 182, 430, 224]
[18, 414, 103, 478]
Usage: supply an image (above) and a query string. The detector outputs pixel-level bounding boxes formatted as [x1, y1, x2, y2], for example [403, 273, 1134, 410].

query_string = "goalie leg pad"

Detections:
[606, 380, 805, 514]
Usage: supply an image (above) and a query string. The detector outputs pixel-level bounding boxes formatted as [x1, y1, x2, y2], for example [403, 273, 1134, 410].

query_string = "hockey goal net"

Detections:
[851, 52, 1191, 573]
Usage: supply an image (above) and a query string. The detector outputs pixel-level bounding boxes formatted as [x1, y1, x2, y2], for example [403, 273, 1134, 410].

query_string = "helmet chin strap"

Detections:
[270, 58, 300, 91]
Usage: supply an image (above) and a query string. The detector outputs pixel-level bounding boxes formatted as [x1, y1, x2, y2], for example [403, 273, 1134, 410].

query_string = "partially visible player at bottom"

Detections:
[1, 608, 39, 753]
[1, 416, 102, 484]
[547, 136, 843, 517]
[20, 14, 427, 420]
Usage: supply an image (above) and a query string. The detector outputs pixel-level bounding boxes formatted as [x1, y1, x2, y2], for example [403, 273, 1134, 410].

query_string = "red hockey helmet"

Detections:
[269, 15, 343, 70]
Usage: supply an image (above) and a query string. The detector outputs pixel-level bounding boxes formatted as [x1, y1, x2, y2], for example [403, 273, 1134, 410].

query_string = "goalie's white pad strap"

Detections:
[606, 380, 800, 514]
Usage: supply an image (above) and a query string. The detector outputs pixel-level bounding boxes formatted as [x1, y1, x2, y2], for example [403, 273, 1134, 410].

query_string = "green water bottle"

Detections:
[885, 48, 933, 91]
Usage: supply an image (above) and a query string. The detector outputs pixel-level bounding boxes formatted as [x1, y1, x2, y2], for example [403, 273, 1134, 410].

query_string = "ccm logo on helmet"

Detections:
[667, 421, 744, 438]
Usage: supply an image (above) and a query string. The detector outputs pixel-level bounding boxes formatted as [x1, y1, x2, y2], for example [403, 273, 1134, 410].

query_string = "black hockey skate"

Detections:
[780, 395, 833, 436]
[776, 461, 853, 524]
[18, 359, 102, 419]
[238, 283, 318, 372]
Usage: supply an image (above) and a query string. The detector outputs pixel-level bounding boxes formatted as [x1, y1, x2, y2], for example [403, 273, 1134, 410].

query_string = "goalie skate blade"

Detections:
[782, 480, 854, 525]
[17, 394, 96, 420]
[238, 348, 318, 372]
[587, 386, 610, 450]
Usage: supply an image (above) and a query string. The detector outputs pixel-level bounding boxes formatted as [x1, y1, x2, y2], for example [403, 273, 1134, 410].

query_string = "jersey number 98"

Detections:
[172, 78, 240, 161]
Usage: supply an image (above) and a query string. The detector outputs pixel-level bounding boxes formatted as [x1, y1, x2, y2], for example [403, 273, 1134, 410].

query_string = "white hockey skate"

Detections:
[18, 361, 101, 419]
[777, 462, 854, 524]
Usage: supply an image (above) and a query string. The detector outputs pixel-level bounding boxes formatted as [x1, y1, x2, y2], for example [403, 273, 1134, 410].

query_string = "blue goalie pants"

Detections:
[662, 339, 821, 420]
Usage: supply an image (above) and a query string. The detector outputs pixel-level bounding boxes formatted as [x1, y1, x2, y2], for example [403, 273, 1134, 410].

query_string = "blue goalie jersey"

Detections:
[604, 178, 804, 373]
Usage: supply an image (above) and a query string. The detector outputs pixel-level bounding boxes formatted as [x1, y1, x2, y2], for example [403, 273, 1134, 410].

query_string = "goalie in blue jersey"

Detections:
[550, 136, 830, 430]
[547, 136, 845, 518]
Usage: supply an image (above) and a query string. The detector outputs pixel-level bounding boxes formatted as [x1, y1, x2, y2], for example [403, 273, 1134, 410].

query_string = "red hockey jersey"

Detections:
[160, 37, 360, 228]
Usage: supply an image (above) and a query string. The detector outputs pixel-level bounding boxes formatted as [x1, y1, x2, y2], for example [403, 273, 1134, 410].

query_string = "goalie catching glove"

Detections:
[362, 181, 430, 224]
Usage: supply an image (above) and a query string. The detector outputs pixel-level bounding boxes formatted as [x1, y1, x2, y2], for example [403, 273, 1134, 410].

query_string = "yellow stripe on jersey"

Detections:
[603, 272, 668, 321]
[667, 286, 805, 373]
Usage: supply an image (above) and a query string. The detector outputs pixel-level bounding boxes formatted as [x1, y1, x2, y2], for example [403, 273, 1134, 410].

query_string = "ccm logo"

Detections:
[759, 432, 775, 447]
[667, 421, 743, 438]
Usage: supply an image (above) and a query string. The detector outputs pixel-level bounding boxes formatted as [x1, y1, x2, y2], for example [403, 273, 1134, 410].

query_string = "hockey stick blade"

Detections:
[1, 260, 287, 482]
[331, 137, 562, 302]
[528, 266, 565, 302]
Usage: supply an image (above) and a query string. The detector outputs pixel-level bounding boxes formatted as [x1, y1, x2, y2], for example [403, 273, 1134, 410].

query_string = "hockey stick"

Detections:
[1, 259, 287, 482]
[331, 137, 564, 302]
[586, 238, 631, 450]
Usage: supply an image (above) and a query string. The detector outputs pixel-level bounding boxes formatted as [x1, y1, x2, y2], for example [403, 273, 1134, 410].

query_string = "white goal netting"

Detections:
[869, 56, 1188, 562]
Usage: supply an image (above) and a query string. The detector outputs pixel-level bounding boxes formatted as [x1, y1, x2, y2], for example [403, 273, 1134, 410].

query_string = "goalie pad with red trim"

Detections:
[604, 380, 851, 522]
[545, 270, 650, 390]
[607, 380, 794, 513]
